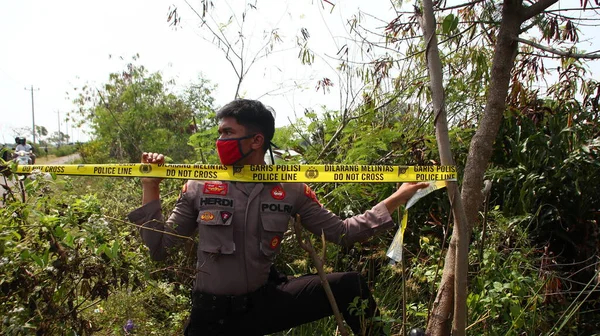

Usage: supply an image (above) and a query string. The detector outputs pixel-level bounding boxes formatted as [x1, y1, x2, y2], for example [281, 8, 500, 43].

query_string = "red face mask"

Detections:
[216, 134, 256, 165]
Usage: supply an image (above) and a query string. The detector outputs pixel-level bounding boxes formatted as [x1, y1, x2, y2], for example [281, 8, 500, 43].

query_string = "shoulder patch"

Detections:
[203, 182, 228, 195]
[178, 182, 188, 201]
[303, 184, 321, 206]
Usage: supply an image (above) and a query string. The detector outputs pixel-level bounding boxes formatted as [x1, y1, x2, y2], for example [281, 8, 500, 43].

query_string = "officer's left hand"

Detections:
[383, 182, 430, 213]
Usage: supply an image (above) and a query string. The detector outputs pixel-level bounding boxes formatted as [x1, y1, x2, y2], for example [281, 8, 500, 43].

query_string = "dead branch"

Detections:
[516, 37, 600, 59]
[293, 214, 349, 336]
[435, 0, 486, 11]
[543, 6, 600, 14]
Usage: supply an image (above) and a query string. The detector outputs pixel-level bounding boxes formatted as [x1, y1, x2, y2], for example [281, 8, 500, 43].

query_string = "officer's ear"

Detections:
[250, 133, 265, 151]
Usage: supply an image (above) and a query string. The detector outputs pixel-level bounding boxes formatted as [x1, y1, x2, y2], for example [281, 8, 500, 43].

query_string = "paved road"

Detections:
[1, 153, 81, 203]
[45, 153, 81, 165]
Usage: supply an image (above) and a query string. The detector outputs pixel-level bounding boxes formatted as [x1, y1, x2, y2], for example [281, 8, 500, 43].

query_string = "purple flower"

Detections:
[124, 319, 134, 333]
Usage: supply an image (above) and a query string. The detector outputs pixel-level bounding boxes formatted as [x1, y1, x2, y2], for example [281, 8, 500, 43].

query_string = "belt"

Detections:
[191, 266, 286, 314]
[192, 291, 256, 314]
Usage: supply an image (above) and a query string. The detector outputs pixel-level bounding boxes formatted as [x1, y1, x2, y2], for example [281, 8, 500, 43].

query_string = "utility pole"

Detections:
[25, 85, 39, 144]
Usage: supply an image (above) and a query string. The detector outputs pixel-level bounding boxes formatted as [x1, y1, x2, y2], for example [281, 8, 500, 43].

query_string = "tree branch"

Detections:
[516, 37, 600, 59]
[435, 0, 486, 11]
[544, 6, 600, 13]
[294, 215, 349, 336]
[521, 0, 559, 22]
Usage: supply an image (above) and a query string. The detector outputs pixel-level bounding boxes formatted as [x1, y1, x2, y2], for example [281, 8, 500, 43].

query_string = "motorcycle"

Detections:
[14, 150, 33, 165]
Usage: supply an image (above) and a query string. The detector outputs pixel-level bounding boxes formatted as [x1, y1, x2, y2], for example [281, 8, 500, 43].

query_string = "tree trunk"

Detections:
[426, 0, 525, 334]
[417, 0, 470, 334]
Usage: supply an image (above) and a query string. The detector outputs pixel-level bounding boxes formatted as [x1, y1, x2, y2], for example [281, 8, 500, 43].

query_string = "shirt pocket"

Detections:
[259, 208, 290, 260]
[197, 209, 235, 254]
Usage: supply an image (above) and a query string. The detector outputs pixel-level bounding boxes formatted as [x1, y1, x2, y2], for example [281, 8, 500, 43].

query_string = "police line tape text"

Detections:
[15, 164, 458, 182]
[251, 173, 298, 181]
[94, 167, 133, 175]
[165, 169, 219, 179]
[19, 165, 65, 173]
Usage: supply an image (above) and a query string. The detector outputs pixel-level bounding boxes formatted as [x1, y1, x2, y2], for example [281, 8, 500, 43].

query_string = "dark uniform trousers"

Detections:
[184, 270, 377, 336]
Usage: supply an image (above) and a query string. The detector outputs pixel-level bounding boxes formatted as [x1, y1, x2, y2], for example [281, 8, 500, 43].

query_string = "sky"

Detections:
[0, 0, 388, 144]
[1, 1, 598, 145]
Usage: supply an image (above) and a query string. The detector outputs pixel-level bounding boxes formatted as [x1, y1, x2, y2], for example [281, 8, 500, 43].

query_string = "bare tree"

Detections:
[167, 0, 285, 99]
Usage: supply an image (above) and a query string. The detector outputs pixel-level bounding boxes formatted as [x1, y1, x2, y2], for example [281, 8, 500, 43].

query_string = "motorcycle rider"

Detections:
[14, 137, 35, 164]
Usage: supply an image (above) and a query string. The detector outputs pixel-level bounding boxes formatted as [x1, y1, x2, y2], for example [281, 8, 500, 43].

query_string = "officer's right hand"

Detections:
[141, 152, 164, 186]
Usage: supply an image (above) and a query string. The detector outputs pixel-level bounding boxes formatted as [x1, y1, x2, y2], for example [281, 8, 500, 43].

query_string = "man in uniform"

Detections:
[128, 99, 428, 335]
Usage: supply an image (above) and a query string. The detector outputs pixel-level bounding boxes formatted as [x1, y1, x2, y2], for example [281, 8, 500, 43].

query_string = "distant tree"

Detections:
[70, 57, 215, 163]
[47, 131, 70, 147]
[182, 76, 218, 163]
[35, 125, 48, 139]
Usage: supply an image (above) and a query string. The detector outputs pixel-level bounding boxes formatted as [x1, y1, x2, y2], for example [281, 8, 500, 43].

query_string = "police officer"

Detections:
[128, 99, 428, 335]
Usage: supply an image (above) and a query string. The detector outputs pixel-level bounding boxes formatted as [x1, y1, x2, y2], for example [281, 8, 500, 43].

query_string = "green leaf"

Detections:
[111, 241, 120, 259]
[452, 15, 459, 32]
[54, 226, 65, 239]
[63, 233, 75, 248]
[20, 250, 30, 260]
[97, 243, 108, 257]
[31, 253, 44, 268]
[493, 281, 503, 291]
[43, 249, 49, 268]
[442, 14, 455, 35]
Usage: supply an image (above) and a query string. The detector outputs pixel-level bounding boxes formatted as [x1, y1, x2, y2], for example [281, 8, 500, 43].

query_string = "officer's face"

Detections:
[217, 117, 249, 140]
[217, 117, 266, 165]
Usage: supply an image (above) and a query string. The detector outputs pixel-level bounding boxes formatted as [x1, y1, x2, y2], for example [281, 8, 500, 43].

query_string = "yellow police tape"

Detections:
[15, 163, 457, 183]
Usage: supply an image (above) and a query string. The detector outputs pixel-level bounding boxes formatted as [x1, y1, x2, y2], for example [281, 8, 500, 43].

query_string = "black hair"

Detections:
[216, 99, 275, 152]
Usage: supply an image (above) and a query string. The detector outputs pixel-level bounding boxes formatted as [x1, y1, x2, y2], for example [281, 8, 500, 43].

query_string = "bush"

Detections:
[0, 170, 189, 335]
[52, 144, 79, 157]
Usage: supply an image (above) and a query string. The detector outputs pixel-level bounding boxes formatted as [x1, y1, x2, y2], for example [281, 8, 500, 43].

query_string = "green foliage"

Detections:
[79, 140, 111, 163]
[3, 96, 599, 335]
[81, 281, 189, 336]
[70, 59, 215, 163]
[46, 131, 70, 147]
[182, 76, 219, 164]
[49, 144, 79, 157]
[34, 126, 48, 141]
[441, 14, 459, 36]
[478, 99, 600, 333]
[1, 174, 133, 335]
[490, 102, 599, 267]
[0, 169, 190, 335]
[467, 214, 549, 335]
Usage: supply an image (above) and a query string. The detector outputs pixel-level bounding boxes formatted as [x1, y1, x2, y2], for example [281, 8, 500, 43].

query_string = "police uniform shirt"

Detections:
[128, 181, 394, 296]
